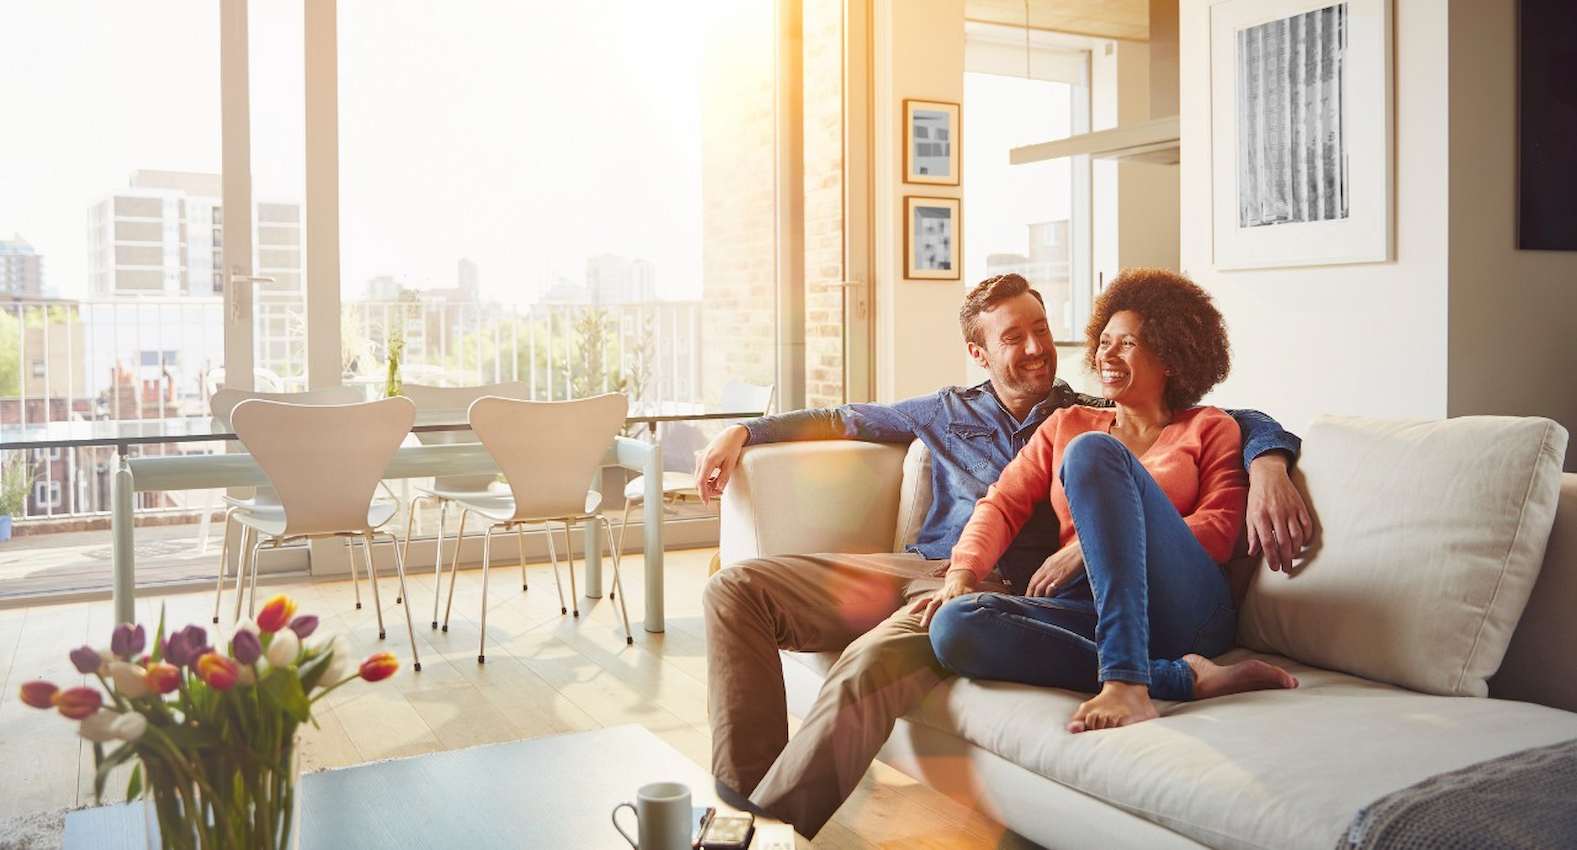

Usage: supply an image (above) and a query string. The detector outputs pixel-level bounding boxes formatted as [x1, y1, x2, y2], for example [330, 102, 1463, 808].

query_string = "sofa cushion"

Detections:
[1237, 415, 1569, 697]
[1491, 473, 1577, 712]
[784, 649, 1577, 850]
[893, 439, 933, 551]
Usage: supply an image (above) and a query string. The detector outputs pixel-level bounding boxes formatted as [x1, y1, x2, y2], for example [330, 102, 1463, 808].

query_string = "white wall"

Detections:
[874, 0, 968, 402]
[1446, 0, 1577, 464]
[1179, 0, 1452, 433]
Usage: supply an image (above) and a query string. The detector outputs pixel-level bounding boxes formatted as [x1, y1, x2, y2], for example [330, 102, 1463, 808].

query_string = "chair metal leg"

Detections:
[544, 524, 567, 615]
[518, 525, 529, 592]
[600, 515, 634, 645]
[232, 524, 252, 624]
[397, 494, 434, 608]
[400, 495, 425, 608]
[614, 500, 635, 602]
[212, 508, 238, 624]
[442, 509, 469, 632]
[348, 523, 364, 610]
[363, 534, 386, 640]
[478, 525, 495, 664]
[248, 536, 268, 618]
[431, 500, 449, 629]
[562, 521, 579, 618]
[377, 531, 423, 673]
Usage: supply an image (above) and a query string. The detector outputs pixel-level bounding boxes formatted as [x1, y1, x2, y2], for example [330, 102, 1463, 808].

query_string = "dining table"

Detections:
[0, 405, 762, 632]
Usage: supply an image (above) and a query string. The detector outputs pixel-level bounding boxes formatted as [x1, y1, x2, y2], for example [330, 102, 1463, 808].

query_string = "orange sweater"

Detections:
[950, 405, 1248, 581]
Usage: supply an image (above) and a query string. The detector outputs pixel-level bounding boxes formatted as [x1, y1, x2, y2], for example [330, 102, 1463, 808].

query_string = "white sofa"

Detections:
[717, 415, 1577, 850]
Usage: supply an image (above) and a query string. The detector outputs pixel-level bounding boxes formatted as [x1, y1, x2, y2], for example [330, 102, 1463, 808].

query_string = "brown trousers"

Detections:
[702, 552, 1006, 838]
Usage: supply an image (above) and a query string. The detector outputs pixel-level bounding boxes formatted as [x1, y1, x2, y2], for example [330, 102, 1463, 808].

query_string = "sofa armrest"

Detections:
[719, 441, 909, 566]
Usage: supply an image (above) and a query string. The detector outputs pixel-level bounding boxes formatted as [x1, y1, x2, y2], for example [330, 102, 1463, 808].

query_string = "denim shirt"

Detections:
[739, 380, 1301, 588]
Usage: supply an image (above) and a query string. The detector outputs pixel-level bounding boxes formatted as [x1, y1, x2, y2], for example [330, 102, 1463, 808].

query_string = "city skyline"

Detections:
[0, 2, 707, 308]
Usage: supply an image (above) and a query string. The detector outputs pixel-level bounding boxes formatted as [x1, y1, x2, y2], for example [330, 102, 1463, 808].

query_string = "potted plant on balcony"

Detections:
[18, 594, 399, 849]
[0, 453, 32, 542]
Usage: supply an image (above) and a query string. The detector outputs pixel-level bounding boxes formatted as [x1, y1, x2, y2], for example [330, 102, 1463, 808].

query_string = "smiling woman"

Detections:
[1082, 267, 1232, 413]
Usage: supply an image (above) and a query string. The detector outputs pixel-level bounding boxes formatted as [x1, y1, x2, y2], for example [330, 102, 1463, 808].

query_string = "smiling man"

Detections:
[694, 272, 1311, 837]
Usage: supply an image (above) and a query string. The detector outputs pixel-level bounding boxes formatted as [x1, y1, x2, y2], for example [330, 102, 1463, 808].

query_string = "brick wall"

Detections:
[701, 2, 850, 412]
[803, 0, 845, 409]
[700, 5, 777, 407]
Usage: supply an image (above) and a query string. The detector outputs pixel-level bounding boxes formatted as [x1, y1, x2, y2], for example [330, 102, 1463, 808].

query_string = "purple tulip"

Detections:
[110, 624, 146, 659]
[163, 625, 210, 668]
[69, 645, 101, 675]
[230, 630, 262, 666]
[287, 615, 319, 640]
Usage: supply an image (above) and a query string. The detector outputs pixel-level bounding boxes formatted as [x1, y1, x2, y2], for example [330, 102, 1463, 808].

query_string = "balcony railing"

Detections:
[0, 296, 704, 523]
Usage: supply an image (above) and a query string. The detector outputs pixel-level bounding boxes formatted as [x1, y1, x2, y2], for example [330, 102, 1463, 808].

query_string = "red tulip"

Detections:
[19, 680, 58, 710]
[196, 652, 239, 691]
[255, 595, 298, 634]
[358, 652, 399, 683]
[56, 687, 103, 720]
[145, 662, 181, 695]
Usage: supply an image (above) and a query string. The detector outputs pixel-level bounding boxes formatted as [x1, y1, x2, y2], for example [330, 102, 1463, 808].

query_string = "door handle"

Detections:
[228, 267, 276, 321]
[826, 281, 867, 320]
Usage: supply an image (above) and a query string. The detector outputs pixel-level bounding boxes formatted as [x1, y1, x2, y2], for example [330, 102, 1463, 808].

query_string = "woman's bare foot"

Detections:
[1184, 653, 1299, 699]
[1067, 681, 1159, 733]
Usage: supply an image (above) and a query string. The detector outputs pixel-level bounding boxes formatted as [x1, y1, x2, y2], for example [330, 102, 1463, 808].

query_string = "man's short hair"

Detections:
[959, 273, 1045, 346]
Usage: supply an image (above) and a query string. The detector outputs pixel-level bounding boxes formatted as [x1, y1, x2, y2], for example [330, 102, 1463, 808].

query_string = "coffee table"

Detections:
[63, 725, 803, 848]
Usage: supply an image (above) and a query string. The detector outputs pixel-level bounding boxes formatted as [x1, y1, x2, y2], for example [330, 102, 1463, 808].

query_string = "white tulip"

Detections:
[321, 635, 352, 684]
[109, 712, 147, 742]
[95, 647, 114, 677]
[78, 709, 119, 743]
[266, 629, 301, 668]
[236, 665, 257, 687]
[234, 617, 260, 637]
[108, 661, 151, 699]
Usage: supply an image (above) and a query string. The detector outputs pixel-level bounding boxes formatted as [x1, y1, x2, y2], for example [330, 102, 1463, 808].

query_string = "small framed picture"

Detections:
[904, 196, 960, 280]
[904, 99, 959, 185]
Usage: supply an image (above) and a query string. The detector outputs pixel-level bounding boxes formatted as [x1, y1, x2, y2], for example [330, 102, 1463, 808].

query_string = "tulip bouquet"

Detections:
[18, 594, 398, 850]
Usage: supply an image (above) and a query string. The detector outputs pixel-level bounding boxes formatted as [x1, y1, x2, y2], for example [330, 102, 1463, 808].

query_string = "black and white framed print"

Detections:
[1210, 0, 1393, 268]
[905, 196, 960, 280]
[904, 100, 960, 185]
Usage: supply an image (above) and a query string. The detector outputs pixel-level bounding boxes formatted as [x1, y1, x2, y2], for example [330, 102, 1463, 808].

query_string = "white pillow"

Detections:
[892, 439, 933, 552]
[1237, 415, 1569, 697]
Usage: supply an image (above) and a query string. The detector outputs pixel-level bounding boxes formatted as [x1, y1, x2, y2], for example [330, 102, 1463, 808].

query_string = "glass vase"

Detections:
[142, 734, 301, 850]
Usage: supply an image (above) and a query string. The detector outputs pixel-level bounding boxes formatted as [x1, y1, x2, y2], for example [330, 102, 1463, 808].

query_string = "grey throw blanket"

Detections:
[1338, 738, 1577, 850]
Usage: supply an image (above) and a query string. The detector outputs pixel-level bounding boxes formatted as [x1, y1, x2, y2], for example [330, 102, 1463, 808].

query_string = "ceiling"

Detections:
[964, 0, 1149, 42]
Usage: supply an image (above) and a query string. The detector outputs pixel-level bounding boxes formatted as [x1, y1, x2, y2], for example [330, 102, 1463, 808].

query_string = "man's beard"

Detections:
[997, 358, 1055, 398]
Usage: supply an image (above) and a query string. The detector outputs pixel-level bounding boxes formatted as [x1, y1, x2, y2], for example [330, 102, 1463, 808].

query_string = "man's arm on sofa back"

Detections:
[719, 442, 909, 566]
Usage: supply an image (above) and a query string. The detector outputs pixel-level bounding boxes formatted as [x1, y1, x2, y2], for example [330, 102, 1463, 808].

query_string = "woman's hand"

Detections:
[911, 568, 977, 629]
[1246, 453, 1313, 572]
[1027, 543, 1085, 597]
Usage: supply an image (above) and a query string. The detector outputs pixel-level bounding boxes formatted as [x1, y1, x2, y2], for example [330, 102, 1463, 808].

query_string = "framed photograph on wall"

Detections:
[904, 99, 960, 185]
[905, 196, 960, 280]
[1210, 0, 1393, 269]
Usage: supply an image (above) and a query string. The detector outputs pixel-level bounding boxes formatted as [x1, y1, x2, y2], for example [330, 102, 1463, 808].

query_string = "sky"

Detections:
[0, 1, 709, 306]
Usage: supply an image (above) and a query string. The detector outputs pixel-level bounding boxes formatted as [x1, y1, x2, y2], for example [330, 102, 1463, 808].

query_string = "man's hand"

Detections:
[1027, 542, 1085, 597]
[694, 425, 750, 505]
[1246, 453, 1314, 572]
[910, 568, 977, 629]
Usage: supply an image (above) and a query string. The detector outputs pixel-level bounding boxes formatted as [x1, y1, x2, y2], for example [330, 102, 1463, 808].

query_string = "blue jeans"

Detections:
[930, 432, 1236, 700]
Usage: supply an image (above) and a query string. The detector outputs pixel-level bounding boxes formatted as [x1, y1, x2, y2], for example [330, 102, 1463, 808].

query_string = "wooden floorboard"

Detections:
[0, 547, 1041, 848]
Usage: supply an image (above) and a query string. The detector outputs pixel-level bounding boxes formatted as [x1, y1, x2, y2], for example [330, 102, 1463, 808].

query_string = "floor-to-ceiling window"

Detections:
[963, 23, 1092, 364]
[0, 0, 868, 598]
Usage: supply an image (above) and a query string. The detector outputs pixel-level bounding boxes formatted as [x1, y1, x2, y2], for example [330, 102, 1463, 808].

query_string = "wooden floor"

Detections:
[0, 548, 1038, 849]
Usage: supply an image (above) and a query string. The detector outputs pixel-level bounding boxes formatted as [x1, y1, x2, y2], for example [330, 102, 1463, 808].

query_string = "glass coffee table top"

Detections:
[63, 724, 802, 849]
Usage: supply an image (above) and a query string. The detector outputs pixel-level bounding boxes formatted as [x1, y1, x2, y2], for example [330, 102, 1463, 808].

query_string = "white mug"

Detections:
[611, 781, 692, 850]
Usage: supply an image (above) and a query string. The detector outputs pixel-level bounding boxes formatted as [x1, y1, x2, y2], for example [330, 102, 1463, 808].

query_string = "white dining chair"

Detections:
[207, 385, 367, 624]
[396, 381, 560, 629]
[614, 380, 774, 567]
[230, 397, 424, 671]
[441, 393, 633, 661]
